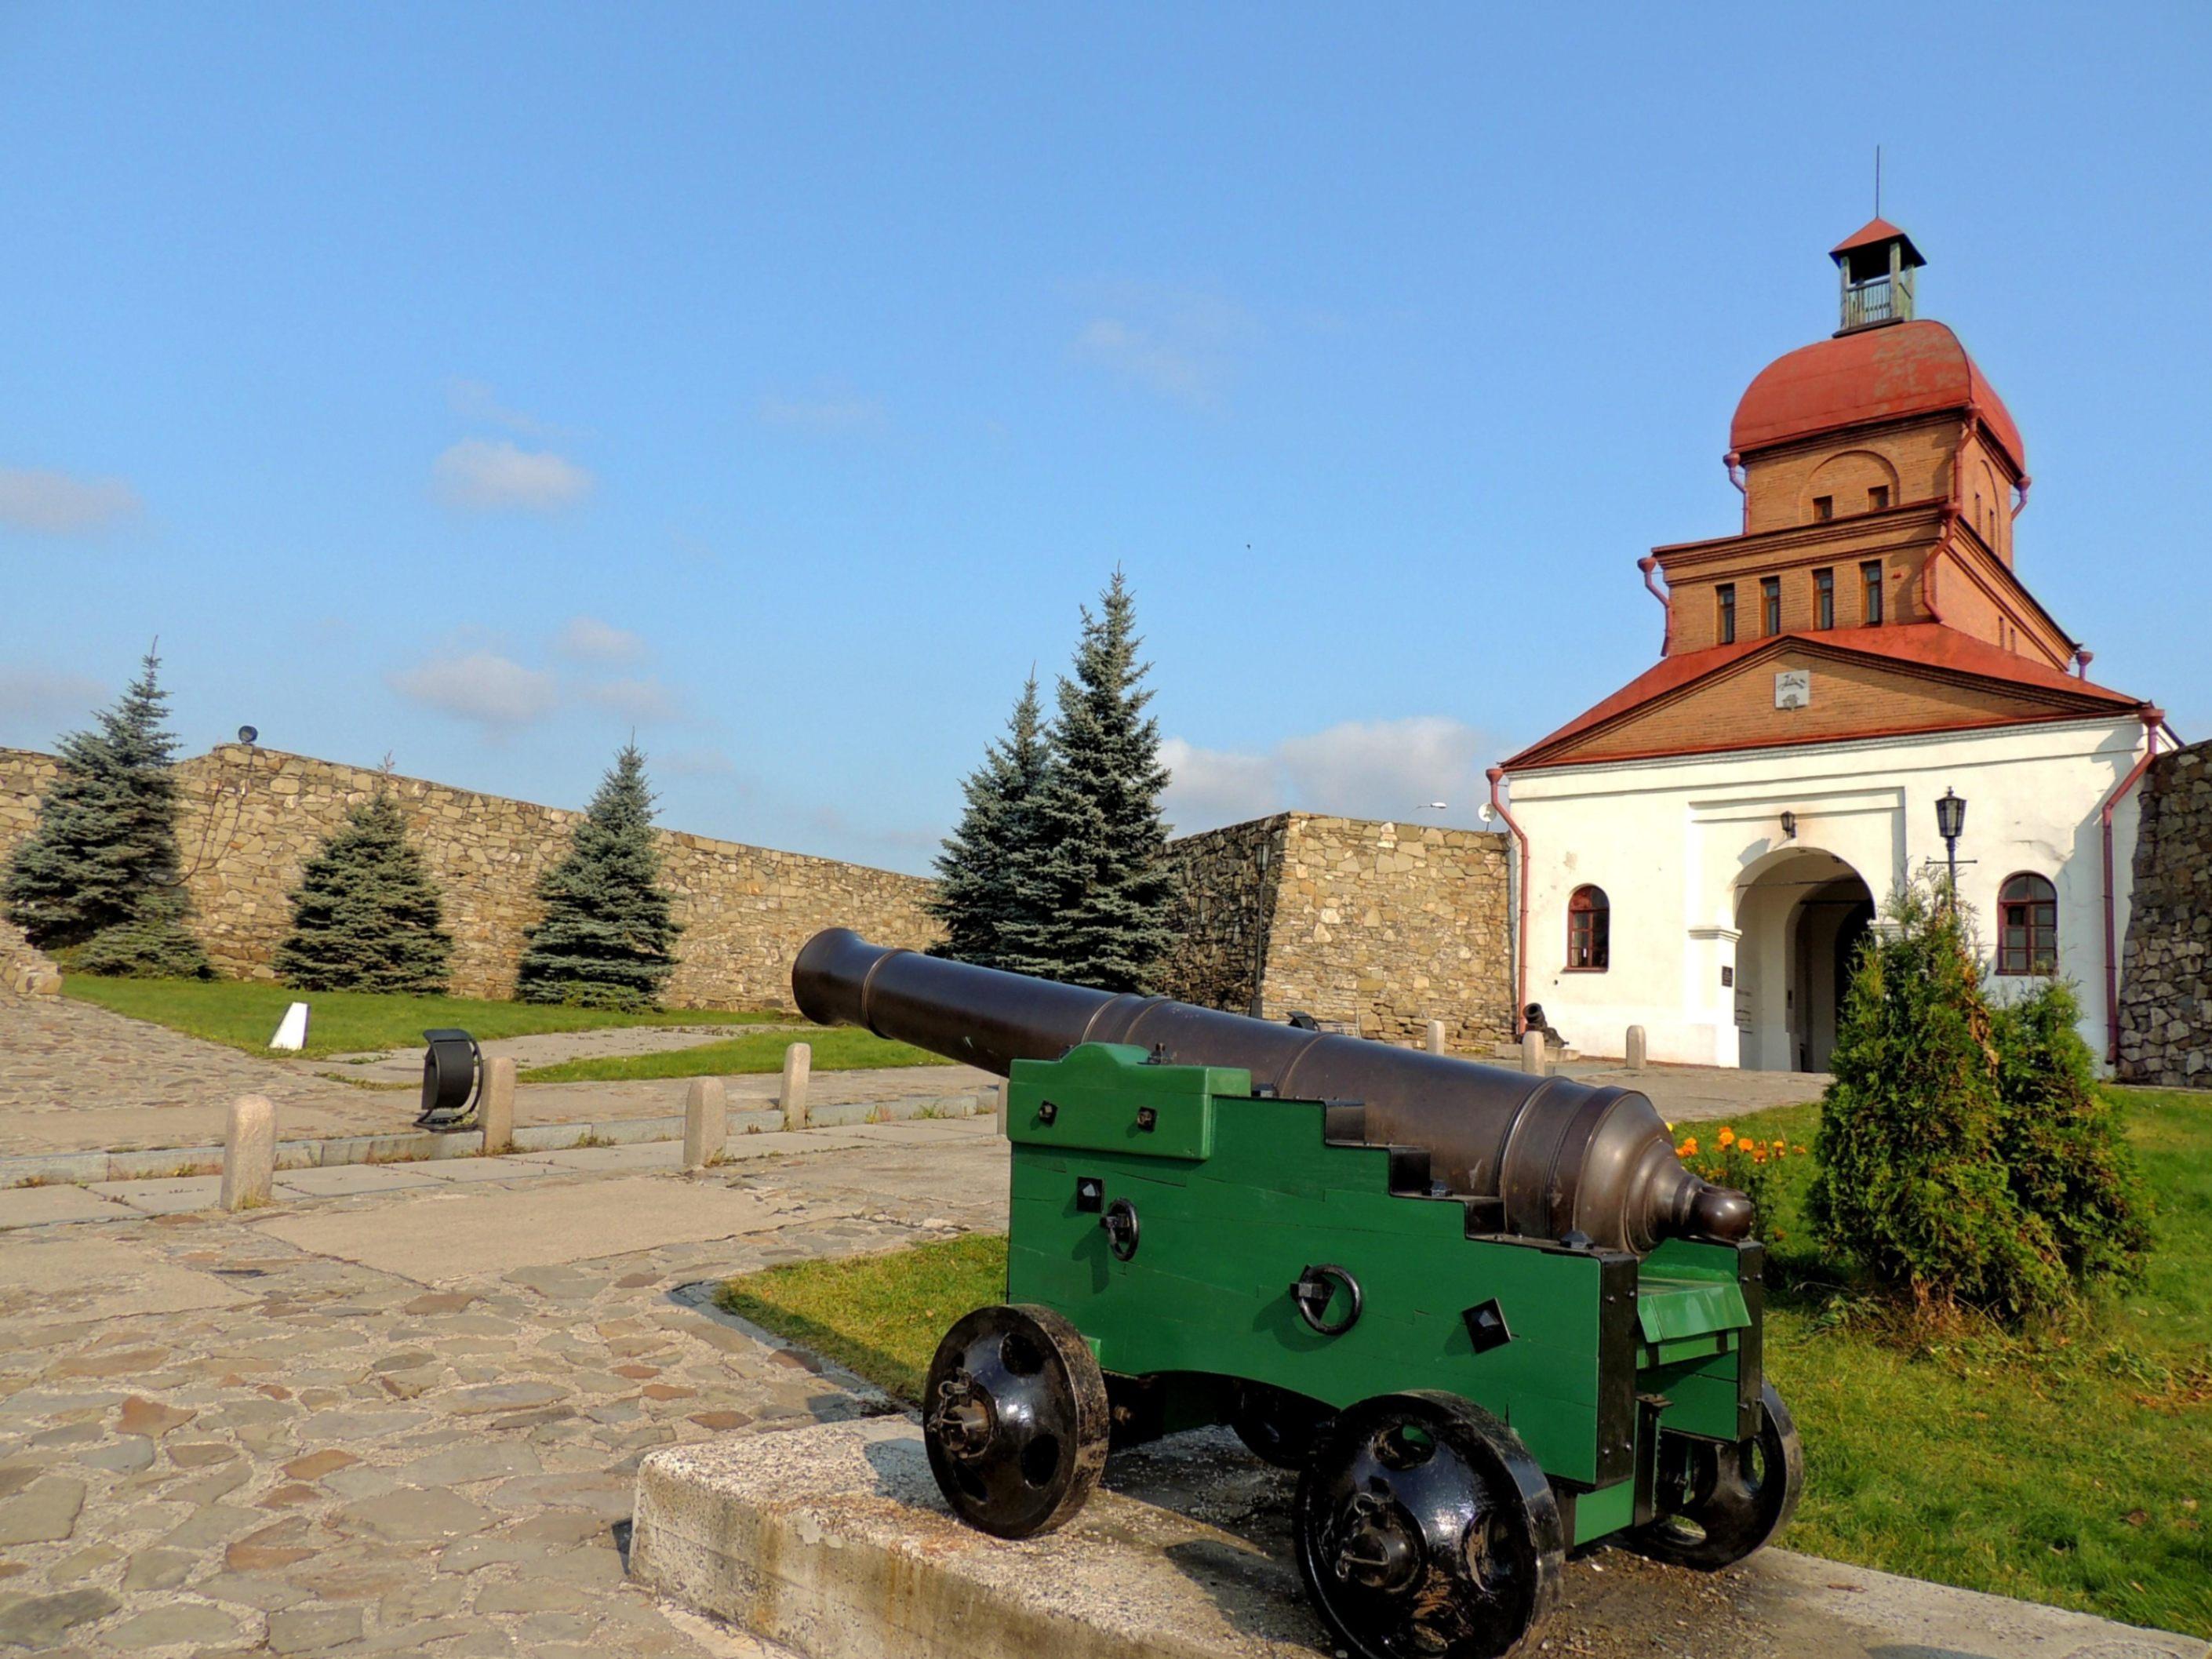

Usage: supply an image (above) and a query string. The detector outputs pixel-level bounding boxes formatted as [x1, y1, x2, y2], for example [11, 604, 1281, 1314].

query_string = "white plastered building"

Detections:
[1495, 222, 2170, 1074]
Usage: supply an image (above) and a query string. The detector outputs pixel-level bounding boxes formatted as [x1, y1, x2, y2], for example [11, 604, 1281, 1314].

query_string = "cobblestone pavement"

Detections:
[0, 995, 991, 1159]
[0, 997, 374, 1158]
[0, 1126, 1009, 1656]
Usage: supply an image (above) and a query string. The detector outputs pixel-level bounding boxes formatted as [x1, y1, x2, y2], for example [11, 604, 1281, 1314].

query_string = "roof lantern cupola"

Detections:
[1831, 218, 1924, 334]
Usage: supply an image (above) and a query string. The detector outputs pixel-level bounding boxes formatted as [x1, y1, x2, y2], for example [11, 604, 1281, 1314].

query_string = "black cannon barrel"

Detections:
[793, 929, 1752, 1255]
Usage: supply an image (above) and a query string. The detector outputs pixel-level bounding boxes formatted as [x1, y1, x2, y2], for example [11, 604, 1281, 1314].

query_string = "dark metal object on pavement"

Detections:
[799, 928, 1798, 1658]
[416, 1028, 482, 1131]
[793, 928, 1751, 1253]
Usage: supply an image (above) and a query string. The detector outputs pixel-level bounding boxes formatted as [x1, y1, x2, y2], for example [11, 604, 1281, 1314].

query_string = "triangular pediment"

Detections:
[1509, 633, 2138, 771]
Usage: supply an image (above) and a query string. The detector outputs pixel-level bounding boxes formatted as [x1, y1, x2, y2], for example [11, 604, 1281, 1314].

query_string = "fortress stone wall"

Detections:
[2118, 739, 2212, 1087]
[0, 744, 1514, 1039]
[0, 744, 939, 1008]
[1164, 812, 1514, 1050]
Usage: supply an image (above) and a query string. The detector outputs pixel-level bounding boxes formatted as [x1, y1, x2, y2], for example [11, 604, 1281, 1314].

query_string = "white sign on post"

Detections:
[269, 1002, 311, 1052]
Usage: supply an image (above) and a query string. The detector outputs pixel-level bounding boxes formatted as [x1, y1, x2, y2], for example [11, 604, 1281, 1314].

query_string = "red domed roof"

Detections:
[1729, 318, 2024, 472]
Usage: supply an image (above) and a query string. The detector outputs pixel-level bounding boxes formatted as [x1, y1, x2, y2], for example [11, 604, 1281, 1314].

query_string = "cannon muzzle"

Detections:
[794, 928, 1752, 1255]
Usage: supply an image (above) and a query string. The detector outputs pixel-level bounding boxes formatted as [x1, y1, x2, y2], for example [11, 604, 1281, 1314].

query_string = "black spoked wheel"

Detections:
[1230, 1380, 1337, 1470]
[1294, 1391, 1565, 1659]
[1626, 1382, 1803, 1571]
[921, 1304, 1110, 1539]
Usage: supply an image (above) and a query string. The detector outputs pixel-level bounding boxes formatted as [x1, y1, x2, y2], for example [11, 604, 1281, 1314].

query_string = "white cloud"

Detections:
[1278, 717, 1490, 817]
[579, 676, 682, 724]
[1071, 284, 1256, 409]
[1160, 737, 1283, 832]
[431, 439, 593, 512]
[555, 615, 646, 664]
[756, 387, 887, 435]
[0, 467, 141, 535]
[446, 378, 568, 439]
[1160, 716, 1493, 834]
[0, 667, 105, 722]
[387, 650, 558, 728]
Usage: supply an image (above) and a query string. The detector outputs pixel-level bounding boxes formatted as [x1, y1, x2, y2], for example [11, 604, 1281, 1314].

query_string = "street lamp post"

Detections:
[1934, 788, 1966, 908]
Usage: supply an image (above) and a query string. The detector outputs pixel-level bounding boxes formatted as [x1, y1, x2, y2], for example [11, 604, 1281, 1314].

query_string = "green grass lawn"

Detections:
[521, 1026, 953, 1082]
[61, 974, 786, 1060]
[718, 1088, 2212, 1639]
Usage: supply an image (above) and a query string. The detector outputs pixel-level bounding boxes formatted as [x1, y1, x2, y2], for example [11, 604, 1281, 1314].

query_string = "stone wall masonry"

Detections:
[0, 744, 1513, 1038]
[1163, 811, 1513, 1051]
[0, 744, 938, 1009]
[2118, 739, 2212, 1087]
[1158, 816, 1290, 1017]
[1264, 816, 1514, 1050]
[0, 748, 59, 857]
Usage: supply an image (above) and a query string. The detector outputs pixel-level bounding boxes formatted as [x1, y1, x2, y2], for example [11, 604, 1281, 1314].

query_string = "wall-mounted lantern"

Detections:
[1779, 811, 1797, 841]
[1934, 789, 1967, 904]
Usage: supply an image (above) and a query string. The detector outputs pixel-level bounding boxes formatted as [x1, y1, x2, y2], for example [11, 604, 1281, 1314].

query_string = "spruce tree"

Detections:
[515, 742, 681, 1009]
[927, 675, 1052, 970]
[1808, 884, 2068, 1320]
[4, 649, 210, 977]
[274, 781, 453, 994]
[1007, 571, 1173, 991]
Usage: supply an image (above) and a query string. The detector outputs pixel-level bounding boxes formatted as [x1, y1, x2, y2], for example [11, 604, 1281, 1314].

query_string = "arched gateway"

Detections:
[1496, 220, 2165, 1073]
[1732, 847, 1874, 1073]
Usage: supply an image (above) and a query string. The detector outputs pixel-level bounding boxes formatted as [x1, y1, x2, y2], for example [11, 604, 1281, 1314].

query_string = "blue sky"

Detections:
[3, 4, 2206, 874]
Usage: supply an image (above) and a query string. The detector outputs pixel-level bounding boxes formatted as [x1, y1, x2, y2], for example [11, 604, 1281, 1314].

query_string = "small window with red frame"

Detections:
[1567, 886, 1610, 971]
[1997, 873, 2057, 975]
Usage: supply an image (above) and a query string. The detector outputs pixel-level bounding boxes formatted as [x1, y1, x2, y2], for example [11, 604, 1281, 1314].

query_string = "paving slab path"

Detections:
[0, 993, 991, 1160]
[2, 1114, 2195, 1659]
[0, 1123, 1010, 1657]
[317, 1024, 810, 1085]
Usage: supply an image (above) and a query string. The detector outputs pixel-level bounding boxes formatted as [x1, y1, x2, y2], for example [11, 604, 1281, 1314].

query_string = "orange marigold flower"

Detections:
[1752, 1147, 1768, 1162]
[1794, 1145, 1808, 1156]
[1677, 1137, 1698, 1157]
[1772, 1138, 1786, 1151]
[1717, 1127, 1735, 1148]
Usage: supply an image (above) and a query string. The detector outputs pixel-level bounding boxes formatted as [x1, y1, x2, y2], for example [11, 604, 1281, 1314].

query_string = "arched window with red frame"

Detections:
[1566, 885, 1610, 971]
[1997, 873, 2057, 976]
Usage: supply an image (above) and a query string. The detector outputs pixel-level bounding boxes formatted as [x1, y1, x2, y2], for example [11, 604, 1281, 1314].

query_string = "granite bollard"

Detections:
[683, 1076, 728, 1170]
[1625, 1025, 1648, 1071]
[780, 1042, 812, 1132]
[1521, 1028, 1547, 1077]
[220, 1095, 275, 1211]
[1424, 1019, 1447, 1055]
[481, 1057, 516, 1154]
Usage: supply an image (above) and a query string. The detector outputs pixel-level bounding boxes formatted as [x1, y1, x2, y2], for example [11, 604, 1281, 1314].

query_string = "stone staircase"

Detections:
[0, 916, 60, 996]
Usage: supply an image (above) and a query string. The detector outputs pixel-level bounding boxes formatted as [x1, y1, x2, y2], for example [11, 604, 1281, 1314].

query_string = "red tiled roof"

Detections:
[1830, 216, 1923, 262]
[1504, 624, 2142, 771]
[1729, 318, 2024, 473]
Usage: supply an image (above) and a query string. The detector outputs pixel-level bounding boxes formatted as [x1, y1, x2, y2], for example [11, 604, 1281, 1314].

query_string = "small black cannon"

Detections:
[795, 930, 1802, 1659]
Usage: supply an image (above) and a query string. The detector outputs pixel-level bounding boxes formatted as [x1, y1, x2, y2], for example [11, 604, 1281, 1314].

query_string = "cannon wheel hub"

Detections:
[1625, 1381, 1803, 1571]
[920, 1304, 1110, 1539]
[1295, 1390, 1564, 1659]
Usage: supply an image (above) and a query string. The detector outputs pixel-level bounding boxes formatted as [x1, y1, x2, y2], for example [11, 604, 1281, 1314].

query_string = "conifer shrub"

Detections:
[1809, 883, 2148, 1323]
[274, 785, 453, 994]
[515, 743, 680, 1010]
[1006, 571, 1173, 991]
[928, 675, 1052, 972]
[5, 649, 211, 978]
[1990, 979, 2152, 1289]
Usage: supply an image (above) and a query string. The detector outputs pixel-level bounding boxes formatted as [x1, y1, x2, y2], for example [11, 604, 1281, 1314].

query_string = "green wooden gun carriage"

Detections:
[795, 930, 1802, 1659]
